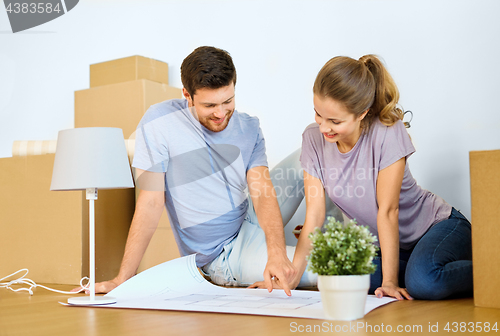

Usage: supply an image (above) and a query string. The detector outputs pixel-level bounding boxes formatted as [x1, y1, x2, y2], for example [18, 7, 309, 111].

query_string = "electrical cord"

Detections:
[0, 269, 89, 295]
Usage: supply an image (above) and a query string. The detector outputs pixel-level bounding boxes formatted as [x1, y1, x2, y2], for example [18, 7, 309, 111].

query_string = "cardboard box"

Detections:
[470, 149, 500, 309]
[90, 56, 169, 88]
[0, 154, 135, 285]
[75, 79, 182, 139]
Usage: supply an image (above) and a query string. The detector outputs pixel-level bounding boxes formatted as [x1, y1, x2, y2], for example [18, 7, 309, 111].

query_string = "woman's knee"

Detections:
[405, 274, 448, 300]
[405, 266, 470, 300]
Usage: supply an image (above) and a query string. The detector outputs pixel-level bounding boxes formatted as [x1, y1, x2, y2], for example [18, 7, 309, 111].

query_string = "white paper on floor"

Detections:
[70, 255, 396, 319]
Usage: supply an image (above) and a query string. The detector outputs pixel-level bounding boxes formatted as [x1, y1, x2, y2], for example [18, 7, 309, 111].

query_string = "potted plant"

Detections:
[308, 217, 378, 321]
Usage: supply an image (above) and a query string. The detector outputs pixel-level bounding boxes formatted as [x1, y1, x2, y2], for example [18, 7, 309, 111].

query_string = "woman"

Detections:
[293, 55, 472, 300]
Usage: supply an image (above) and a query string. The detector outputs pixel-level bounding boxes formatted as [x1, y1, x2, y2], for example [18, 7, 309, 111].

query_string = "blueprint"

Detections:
[76, 255, 395, 319]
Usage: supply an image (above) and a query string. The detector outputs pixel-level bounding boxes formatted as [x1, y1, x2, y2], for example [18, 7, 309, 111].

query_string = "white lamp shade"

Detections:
[50, 127, 134, 191]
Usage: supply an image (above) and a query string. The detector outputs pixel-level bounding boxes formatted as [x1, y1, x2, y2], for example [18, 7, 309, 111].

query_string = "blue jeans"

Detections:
[369, 208, 473, 300]
[202, 149, 342, 287]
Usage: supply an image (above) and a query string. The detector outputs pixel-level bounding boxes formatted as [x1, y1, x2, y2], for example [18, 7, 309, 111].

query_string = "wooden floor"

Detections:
[1, 284, 499, 336]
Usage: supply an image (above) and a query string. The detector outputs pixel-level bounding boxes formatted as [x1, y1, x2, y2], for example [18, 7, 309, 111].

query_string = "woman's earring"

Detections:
[403, 110, 413, 128]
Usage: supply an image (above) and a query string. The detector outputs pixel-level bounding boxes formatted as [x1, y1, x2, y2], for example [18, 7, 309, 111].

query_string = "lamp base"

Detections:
[68, 296, 116, 305]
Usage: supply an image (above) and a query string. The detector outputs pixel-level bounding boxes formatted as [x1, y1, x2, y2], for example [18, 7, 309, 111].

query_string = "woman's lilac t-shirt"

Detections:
[300, 119, 452, 249]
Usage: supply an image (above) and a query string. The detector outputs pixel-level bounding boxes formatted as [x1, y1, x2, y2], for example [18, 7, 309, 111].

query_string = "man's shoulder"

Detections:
[230, 111, 262, 133]
[140, 99, 188, 125]
[153, 98, 188, 111]
[234, 110, 260, 124]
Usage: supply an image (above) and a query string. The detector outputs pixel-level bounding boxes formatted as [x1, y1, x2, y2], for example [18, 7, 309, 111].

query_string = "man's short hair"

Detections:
[181, 46, 237, 97]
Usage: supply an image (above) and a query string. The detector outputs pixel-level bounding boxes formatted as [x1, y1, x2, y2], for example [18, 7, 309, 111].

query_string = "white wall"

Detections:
[1, 0, 499, 220]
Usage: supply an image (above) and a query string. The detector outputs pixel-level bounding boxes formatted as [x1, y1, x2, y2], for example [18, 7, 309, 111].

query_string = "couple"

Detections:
[82, 46, 473, 301]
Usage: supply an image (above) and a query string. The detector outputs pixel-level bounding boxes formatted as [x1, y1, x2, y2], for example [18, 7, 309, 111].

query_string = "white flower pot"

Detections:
[318, 274, 370, 321]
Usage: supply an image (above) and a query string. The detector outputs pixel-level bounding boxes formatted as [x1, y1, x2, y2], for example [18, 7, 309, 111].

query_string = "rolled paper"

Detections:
[12, 140, 57, 156]
[12, 139, 135, 159]
[124, 139, 135, 162]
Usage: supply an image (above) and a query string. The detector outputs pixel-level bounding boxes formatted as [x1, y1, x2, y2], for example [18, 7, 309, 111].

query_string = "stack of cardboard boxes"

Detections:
[0, 56, 181, 285]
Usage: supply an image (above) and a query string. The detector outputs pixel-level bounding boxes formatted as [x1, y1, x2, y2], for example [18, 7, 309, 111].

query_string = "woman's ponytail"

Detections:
[359, 55, 403, 127]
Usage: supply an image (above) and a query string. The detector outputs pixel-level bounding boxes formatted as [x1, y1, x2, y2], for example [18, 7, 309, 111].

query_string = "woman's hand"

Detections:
[374, 281, 413, 301]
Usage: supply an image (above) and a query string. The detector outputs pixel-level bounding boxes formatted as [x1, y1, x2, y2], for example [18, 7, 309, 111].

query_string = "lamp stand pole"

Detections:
[88, 188, 96, 302]
[67, 188, 116, 305]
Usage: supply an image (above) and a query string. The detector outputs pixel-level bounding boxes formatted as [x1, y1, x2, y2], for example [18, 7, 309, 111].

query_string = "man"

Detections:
[84, 46, 308, 296]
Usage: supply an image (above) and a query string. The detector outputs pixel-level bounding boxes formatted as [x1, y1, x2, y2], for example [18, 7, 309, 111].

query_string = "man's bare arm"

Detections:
[73, 169, 165, 294]
[246, 166, 297, 296]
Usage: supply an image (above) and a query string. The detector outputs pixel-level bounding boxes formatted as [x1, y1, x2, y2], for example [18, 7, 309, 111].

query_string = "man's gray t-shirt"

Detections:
[300, 119, 452, 249]
[132, 99, 268, 266]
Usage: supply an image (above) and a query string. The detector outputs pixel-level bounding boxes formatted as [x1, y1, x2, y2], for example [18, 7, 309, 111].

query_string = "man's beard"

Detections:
[198, 109, 234, 132]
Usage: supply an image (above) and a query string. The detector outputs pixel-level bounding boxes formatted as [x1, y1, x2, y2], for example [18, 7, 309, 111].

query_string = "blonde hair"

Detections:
[313, 55, 403, 130]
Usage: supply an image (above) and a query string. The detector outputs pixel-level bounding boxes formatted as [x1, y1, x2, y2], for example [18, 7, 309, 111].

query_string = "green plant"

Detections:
[307, 217, 379, 275]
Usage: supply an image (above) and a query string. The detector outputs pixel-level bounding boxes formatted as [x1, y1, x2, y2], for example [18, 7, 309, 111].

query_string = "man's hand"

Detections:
[70, 278, 121, 295]
[248, 268, 302, 294]
[261, 253, 297, 296]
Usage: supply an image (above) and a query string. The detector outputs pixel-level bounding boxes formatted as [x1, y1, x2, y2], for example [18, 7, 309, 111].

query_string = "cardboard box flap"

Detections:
[75, 79, 182, 139]
[90, 56, 169, 87]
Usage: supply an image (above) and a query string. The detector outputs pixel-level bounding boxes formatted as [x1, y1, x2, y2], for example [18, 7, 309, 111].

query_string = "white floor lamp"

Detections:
[50, 127, 134, 305]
